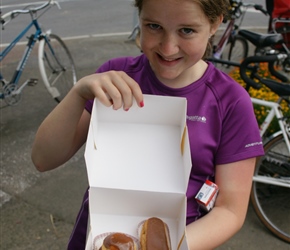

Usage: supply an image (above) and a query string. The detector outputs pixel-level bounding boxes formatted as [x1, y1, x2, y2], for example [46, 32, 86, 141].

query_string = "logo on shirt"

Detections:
[245, 141, 263, 148]
[187, 115, 207, 123]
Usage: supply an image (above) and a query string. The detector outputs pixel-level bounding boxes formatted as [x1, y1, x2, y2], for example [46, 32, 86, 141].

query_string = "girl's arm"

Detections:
[31, 71, 143, 172]
[186, 157, 256, 249]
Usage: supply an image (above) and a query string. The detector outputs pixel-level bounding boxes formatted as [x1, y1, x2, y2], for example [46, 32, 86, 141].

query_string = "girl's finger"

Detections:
[119, 72, 144, 108]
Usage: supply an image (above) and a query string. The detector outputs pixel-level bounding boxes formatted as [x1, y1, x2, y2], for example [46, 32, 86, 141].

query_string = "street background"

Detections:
[1, 0, 289, 249]
[1, 0, 269, 44]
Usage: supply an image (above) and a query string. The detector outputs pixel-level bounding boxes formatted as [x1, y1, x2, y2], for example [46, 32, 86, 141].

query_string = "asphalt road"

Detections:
[1, 0, 137, 44]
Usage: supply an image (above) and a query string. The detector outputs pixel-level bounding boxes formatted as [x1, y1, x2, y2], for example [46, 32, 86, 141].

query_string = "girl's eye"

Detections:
[148, 23, 161, 30]
[181, 28, 194, 35]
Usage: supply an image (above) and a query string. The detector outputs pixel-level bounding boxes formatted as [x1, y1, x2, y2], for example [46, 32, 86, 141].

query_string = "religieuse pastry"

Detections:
[96, 232, 138, 250]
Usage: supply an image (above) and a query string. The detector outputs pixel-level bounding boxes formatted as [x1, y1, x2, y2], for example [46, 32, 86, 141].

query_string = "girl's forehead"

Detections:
[140, 0, 207, 22]
[141, 0, 202, 13]
[141, 0, 201, 7]
[141, 0, 197, 6]
[141, 0, 195, 3]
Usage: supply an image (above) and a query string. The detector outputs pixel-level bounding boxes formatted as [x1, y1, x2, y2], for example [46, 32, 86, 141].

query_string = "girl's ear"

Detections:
[210, 15, 223, 35]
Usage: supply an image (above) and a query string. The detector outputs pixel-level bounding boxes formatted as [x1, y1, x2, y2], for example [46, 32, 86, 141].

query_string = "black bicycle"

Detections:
[239, 29, 290, 84]
[206, 0, 268, 71]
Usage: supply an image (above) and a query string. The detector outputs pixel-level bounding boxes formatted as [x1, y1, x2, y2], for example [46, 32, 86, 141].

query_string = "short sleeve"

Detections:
[215, 88, 264, 164]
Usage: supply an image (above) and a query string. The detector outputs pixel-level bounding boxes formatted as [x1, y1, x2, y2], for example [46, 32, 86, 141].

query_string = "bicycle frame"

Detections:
[251, 97, 290, 188]
[208, 1, 268, 69]
[0, 19, 43, 99]
[212, 19, 235, 59]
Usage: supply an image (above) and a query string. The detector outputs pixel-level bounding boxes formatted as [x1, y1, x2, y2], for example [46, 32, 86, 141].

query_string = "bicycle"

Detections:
[239, 28, 290, 83]
[267, 0, 290, 50]
[239, 47, 290, 243]
[0, 0, 77, 105]
[270, 17, 290, 81]
[206, 0, 268, 72]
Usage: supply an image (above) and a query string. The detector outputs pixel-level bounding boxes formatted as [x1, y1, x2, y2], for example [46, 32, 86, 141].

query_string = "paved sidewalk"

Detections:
[1, 34, 289, 250]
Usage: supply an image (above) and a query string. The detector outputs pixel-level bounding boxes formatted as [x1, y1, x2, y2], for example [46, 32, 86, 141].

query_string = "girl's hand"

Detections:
[75, 71, 144, 110]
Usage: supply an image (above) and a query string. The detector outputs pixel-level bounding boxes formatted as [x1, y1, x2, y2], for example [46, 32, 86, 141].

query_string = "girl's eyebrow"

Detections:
[179, 19, 205, 27]
[180, 23, 203, 28]
[141, 17, 202, 27]
[140, 17, 159, 22]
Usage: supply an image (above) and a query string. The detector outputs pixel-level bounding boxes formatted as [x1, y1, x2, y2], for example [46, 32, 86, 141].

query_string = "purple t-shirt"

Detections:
[85, 54, 264, 224]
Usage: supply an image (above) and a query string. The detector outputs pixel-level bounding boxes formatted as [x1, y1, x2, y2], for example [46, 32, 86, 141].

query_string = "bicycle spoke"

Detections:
[251, 135, 290, 243]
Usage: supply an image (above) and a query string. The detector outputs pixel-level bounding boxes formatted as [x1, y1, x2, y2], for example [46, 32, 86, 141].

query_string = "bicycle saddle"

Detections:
[239, 30, 284, 48]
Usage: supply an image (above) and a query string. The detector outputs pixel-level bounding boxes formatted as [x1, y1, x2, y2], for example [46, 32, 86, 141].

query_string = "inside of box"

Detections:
[86, 122, 187, 193]
[94, 95, 187, 127]
[89, 188, 186, 249]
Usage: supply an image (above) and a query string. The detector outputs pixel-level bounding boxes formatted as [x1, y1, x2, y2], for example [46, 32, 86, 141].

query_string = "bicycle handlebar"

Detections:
[252, 4, 268, 16]
[226, 1, 268, 23]
[1, 0, 60, 27]
[240, 54, 288, 89]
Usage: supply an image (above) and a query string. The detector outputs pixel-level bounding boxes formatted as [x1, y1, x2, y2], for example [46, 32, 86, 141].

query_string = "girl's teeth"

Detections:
[164, 58, 175, 61]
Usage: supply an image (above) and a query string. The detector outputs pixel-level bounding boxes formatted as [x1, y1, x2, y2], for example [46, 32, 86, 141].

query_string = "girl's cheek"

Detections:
[141, 35, 153, 49]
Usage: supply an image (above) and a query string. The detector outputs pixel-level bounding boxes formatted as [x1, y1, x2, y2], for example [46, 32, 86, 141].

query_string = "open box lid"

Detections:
[84, 95, 192, 249]
[84, 94, 192, 194]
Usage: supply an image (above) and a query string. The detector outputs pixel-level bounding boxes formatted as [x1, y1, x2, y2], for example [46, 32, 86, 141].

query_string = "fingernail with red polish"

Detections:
[140, 101, 144, 107]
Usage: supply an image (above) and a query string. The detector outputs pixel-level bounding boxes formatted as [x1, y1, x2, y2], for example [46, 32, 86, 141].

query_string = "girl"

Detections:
[31, 0, 264, 249]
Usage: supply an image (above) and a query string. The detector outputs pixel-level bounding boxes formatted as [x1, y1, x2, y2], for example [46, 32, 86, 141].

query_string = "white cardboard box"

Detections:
[84, 94, 192, 250]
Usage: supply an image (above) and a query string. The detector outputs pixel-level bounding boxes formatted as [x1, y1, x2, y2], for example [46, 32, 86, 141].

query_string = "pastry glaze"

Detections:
[100, 233, 136, 250]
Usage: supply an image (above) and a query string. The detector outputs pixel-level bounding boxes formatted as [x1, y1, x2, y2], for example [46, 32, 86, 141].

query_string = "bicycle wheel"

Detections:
[251, 134, 290, 243]
[216, 35, 248, 72]
[224, 35, 248, 64]
[38, 33, 77, 103]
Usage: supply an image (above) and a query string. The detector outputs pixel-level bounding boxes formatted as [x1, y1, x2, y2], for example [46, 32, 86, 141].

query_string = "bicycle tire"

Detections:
[225, 35, 248, 64]
[38, 33, 77, 103]
[251, 134, 290, 243]
[215, 35, 248, 72]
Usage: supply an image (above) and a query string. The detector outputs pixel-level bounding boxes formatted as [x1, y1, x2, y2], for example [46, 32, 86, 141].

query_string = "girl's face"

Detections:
[139, 0, 221, 88]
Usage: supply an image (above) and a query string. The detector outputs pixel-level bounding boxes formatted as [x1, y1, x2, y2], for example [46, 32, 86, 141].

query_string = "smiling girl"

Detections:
[32, 0, 264, 249]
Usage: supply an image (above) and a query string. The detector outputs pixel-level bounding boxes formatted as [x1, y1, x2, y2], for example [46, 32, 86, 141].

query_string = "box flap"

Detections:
[85, 94, 191, 194]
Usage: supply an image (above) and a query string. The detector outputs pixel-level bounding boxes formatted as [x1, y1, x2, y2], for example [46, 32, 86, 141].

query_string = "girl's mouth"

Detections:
[157, 53, 181, 65]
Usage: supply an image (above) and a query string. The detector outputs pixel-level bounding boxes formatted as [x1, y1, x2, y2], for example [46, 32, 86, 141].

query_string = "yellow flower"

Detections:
[229, 63, 289, 133]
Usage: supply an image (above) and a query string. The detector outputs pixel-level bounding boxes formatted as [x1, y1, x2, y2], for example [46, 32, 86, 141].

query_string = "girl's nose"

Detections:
[159, 33, 179, 56]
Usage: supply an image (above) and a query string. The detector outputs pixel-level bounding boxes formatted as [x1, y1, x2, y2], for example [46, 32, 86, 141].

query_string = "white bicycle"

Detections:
[240, 51, 290, 243]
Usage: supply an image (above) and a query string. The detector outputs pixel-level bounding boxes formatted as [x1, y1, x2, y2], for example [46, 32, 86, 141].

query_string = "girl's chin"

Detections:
[155, 71, 181, 83]
[151, 63, 180, 77]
